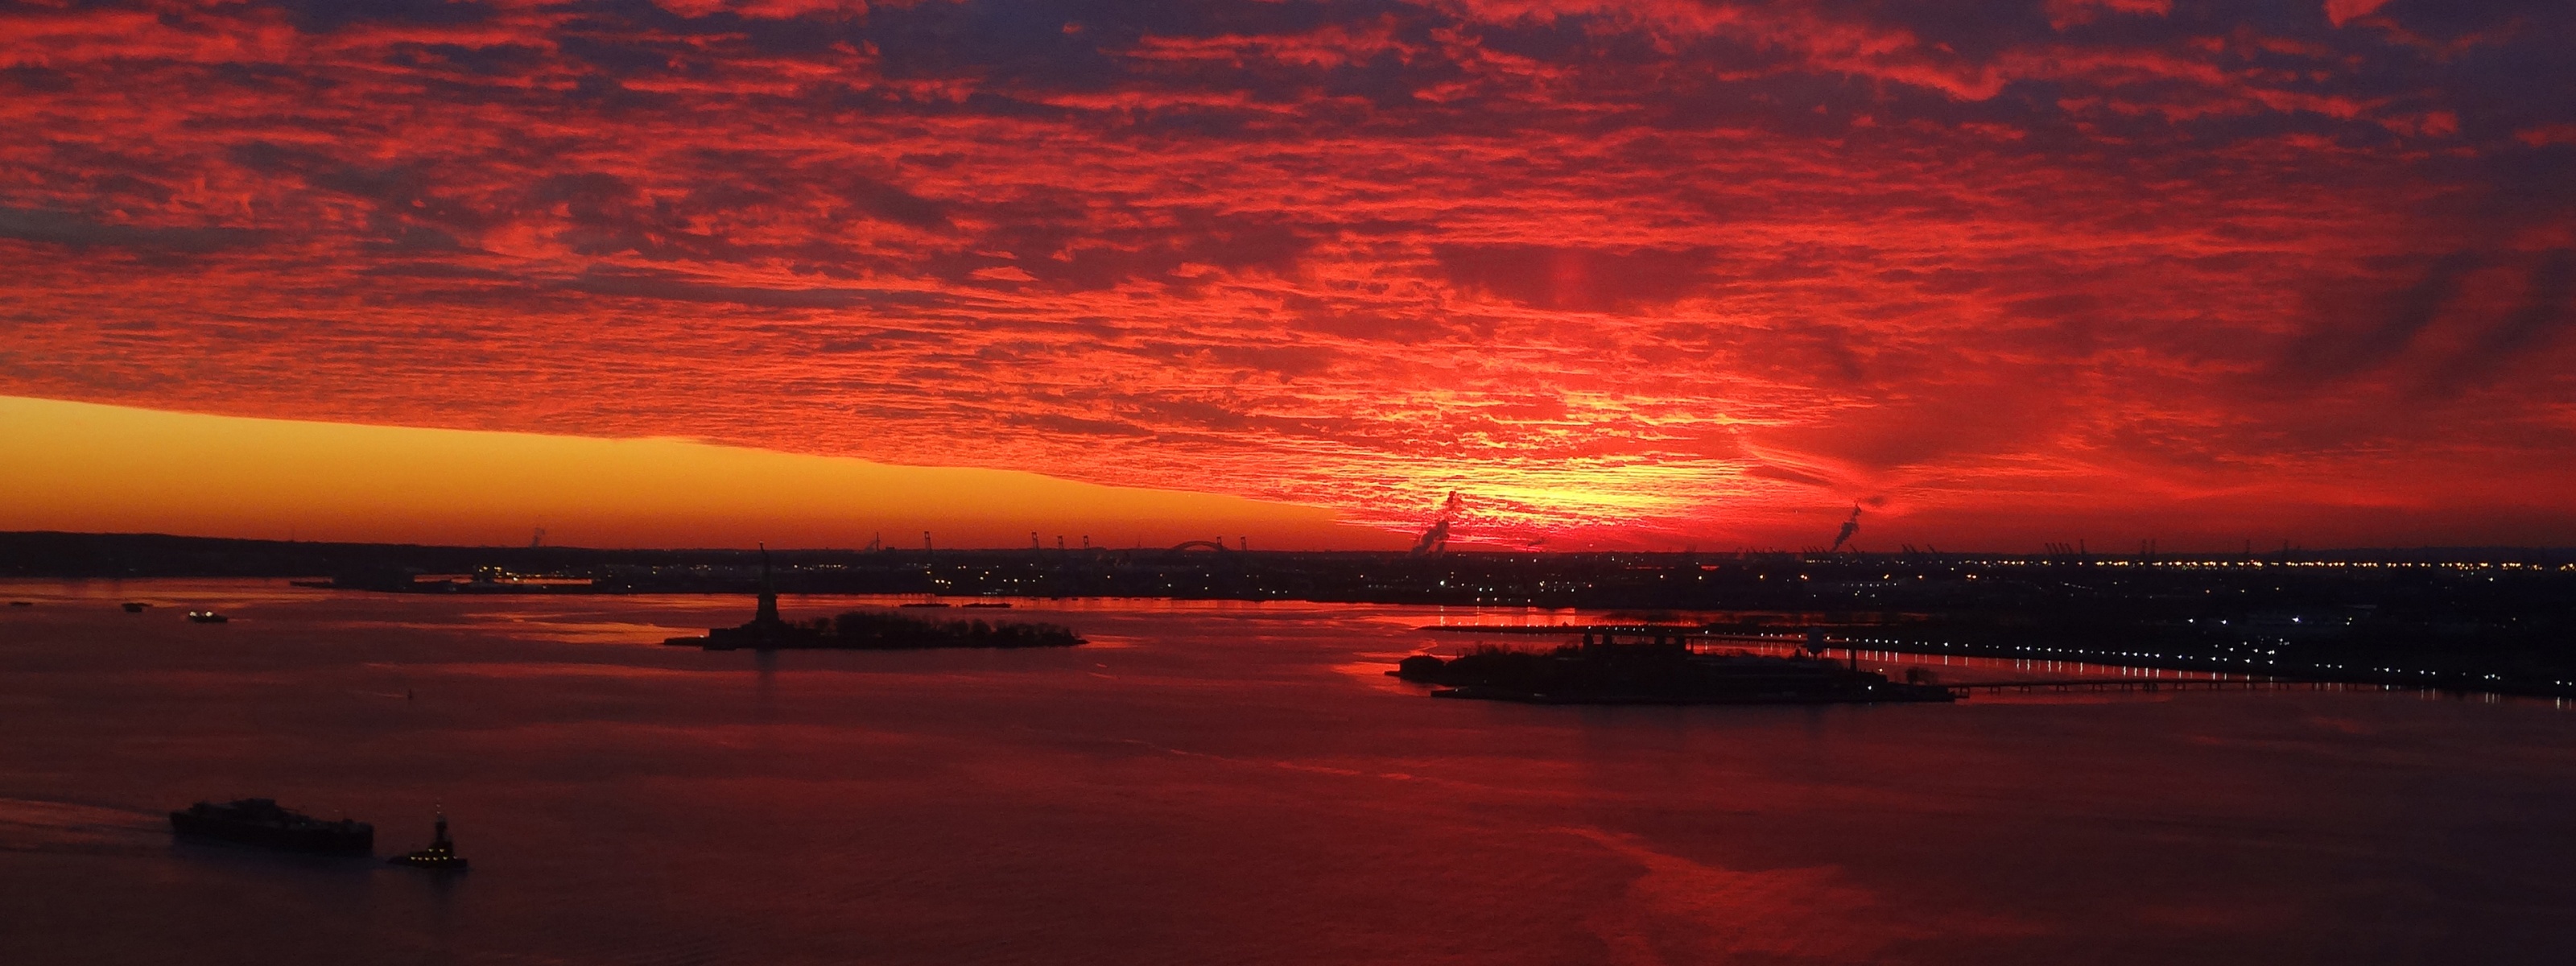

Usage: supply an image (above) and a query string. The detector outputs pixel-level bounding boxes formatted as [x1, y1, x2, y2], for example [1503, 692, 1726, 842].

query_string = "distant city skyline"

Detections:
[3, 1, 2572, 549]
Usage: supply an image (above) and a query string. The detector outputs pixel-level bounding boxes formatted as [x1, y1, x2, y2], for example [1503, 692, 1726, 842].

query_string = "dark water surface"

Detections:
[3, 580, 2571, 964]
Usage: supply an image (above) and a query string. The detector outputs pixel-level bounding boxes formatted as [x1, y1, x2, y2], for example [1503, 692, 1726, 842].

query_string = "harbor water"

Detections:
[3, 580, 2571, 964]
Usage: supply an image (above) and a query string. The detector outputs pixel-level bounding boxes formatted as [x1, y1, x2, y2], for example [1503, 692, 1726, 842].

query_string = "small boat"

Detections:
[186, 610, 229, 624]
[123, 602, 151, 613]
[389, 809, 469, 871]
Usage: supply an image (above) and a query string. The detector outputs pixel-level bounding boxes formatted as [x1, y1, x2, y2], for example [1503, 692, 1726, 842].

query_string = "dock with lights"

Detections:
[1942, 677, 2321, 696]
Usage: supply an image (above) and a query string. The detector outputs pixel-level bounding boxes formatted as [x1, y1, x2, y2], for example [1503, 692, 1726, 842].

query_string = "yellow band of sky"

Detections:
[0, 396, 1400, 550]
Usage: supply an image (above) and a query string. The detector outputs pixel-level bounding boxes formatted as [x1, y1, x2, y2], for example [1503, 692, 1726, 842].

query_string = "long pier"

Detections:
[1419, 624, 2322, 697]
[1942, 677, 2320, 696]
[1415, 622, 2575, 700]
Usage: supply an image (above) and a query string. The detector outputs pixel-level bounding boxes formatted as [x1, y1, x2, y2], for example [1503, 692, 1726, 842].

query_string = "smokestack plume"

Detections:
[1410, 491, 1465, 556]
[1827, 505, 1860, 554]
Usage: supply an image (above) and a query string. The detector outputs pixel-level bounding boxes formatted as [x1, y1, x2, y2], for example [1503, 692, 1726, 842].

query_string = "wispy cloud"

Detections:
[2, 0, 2573, 547]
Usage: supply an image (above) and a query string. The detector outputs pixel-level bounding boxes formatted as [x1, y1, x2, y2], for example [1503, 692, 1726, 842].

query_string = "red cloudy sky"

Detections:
[3, 0, 2573, 550]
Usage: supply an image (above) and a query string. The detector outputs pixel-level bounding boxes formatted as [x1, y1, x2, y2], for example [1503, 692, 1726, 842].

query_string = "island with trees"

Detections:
[662, 548, 1083, 651]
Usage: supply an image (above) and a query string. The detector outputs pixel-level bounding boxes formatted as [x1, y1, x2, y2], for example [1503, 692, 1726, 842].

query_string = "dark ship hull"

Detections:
[391, 852, 469, 870]
[390, 810, 469, 870]
[170, 799, 373, 855]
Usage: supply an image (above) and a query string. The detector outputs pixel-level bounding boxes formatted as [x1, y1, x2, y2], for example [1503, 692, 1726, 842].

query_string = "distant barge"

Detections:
[1394, 636, 1955, 706]
[170, 799, 373, 854]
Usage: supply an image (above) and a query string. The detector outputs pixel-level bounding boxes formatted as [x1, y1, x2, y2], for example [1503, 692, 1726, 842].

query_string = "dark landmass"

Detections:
[665, 608, 1084, 651]
[1394, 636, 1955, 705]
[658, 546, 1085, 651]
[7, 530, 2574, 695]
[664, 608, 1087, 654]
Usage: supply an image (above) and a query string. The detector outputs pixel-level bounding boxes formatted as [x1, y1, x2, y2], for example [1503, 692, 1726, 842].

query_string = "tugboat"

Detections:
[170, 799, 374, 854]
[185, 610, 229, 623]
[389, 807, 469, 872]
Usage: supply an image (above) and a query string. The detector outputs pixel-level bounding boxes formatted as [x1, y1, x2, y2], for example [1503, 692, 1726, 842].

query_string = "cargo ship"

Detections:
[169, 799, 374, 854]
[1393, 635, 1955, 705]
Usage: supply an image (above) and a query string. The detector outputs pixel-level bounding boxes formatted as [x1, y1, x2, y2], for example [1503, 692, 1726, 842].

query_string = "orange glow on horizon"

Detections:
[0, 397, 1401, 550]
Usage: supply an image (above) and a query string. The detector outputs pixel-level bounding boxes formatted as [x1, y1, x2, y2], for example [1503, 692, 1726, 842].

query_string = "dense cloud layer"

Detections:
[2, 0, 2571, 547]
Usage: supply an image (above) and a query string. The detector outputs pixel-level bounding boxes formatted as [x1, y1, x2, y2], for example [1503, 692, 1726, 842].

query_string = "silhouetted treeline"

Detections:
[818, 609, 1081, 650]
